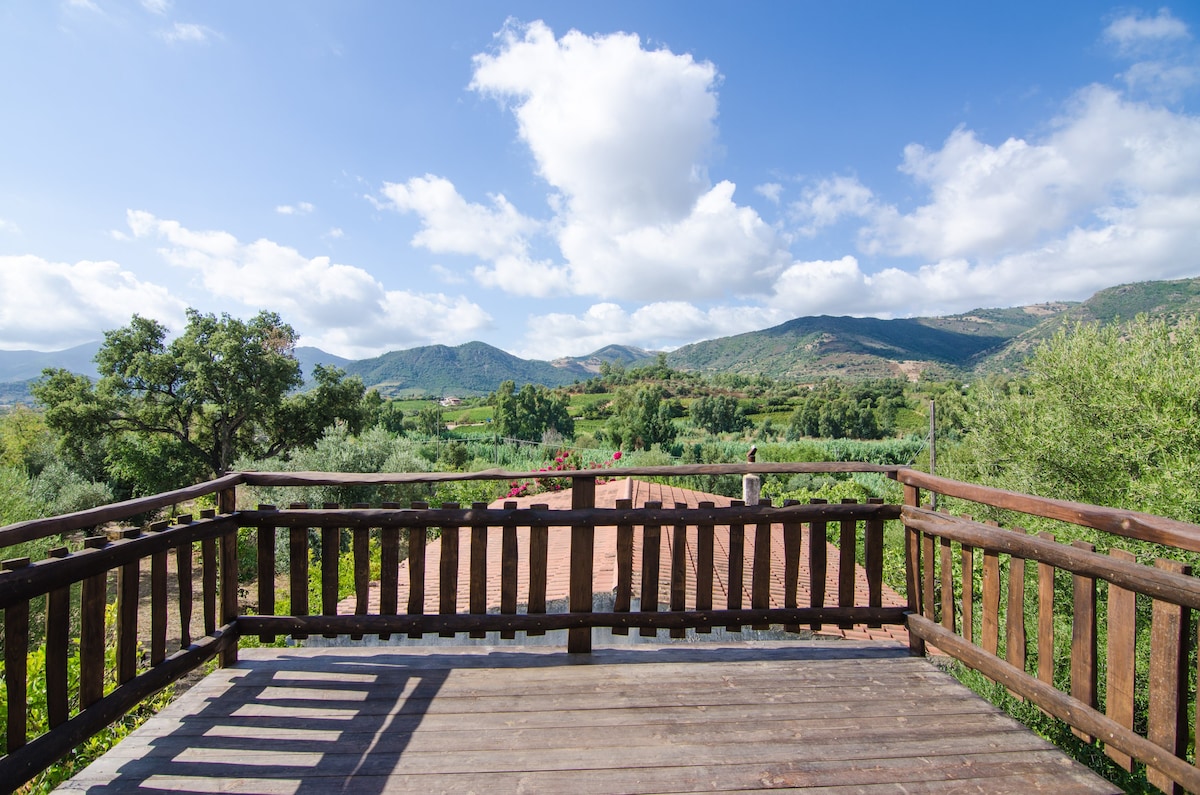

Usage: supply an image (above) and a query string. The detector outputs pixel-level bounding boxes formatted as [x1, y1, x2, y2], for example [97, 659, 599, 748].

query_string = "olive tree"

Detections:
[33, 309, 365, 493]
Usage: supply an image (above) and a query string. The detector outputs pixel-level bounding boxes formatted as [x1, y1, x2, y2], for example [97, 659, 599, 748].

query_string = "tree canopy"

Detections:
[33, 309, 365, 493]
[491, 380, 574, 443]
[947, 315, 1200, 523]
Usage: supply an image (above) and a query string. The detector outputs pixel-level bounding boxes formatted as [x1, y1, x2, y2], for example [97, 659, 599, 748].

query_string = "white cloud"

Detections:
[378, 20, 791, 303]
[64, 0, 100, 12]
[125, 210, 494, 358]
[378, 174, 569, 296]
[325, 227, 344, 239]
[559, 180, 787, 300]
[140, 0, 170, 14]
[755, 182, 783, 204]
[276, 202, 314, 215]
[159, 22, 217, 44]
[0, 255, 186, 350]
[1103, 9, 1198, 101]
[380, 175, 538, 260]
[1104, 9, 1190, 56]
[860, 86, 1200, 264]
[790, 175, 875, 237]
[0, 218, 20, 234]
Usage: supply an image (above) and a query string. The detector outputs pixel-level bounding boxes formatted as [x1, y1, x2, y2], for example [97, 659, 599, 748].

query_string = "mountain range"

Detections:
[3, 276, 1199, 402]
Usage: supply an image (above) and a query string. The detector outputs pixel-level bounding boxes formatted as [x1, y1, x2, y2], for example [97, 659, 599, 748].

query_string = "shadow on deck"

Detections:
[57, 642, 1117, 794]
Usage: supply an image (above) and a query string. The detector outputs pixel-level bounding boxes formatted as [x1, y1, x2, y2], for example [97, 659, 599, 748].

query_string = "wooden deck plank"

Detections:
[58, 643, 1119, 794]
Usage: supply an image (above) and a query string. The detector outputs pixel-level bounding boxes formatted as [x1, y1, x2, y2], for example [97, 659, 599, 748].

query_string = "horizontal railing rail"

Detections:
[897, 469, 1200, 553]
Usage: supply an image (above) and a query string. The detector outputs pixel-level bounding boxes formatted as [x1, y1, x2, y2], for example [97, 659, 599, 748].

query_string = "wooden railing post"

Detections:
[568, 476, 595, 654]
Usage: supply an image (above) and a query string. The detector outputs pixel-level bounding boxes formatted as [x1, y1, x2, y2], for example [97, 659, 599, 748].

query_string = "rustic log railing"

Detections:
[897, 469, 1200, 794]
[3, 463, 1200, 792]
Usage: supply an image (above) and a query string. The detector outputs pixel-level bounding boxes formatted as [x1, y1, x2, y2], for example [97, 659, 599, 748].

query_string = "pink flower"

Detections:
[612, 451, 622, 461]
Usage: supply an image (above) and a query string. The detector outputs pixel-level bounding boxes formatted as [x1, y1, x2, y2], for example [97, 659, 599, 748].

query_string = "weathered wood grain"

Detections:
[56, 643, 1118, 794]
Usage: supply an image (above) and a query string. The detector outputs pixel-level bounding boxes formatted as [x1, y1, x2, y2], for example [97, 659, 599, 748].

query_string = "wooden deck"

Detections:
[58, 642, 1118, 794]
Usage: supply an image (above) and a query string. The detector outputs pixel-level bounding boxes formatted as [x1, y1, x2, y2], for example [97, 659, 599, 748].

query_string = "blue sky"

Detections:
[2, 2, 1199, 360]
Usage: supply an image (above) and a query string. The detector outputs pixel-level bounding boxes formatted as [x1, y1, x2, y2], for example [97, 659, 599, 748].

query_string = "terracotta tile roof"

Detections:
[340, 478, 911, 644]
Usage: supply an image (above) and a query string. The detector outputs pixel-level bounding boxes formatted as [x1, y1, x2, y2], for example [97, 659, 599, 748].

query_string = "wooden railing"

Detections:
[0, 463, 901, 790]
[897, 470, 1200, 794]
[4, 464, 1200, 792]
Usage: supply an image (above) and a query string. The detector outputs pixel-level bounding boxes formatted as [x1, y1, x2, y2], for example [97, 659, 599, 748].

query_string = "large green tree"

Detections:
[33, 310, 365, 492]
[492, 381, 574, 443]
[606, 384, 678, 450]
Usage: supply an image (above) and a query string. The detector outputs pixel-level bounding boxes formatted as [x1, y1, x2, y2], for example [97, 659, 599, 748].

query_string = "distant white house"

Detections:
[439, 396, 462, 407]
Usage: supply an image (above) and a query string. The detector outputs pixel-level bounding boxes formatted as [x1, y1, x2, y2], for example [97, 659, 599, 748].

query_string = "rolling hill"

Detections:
[3, 276, 1198, 402]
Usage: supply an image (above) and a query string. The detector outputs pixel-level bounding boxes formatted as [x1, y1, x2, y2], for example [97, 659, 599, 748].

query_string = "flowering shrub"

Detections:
[505, 450, 623, 498]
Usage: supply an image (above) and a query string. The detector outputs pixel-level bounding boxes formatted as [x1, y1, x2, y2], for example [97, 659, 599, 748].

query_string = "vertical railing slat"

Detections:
[1070, 540, 1097, 742]
[727, 499, 745, 632]
[960, 544, 974, 643]
[45, 547, 70, 728]
[527, 503, 549, 637]
[256, 506, 277, 643]
[435, 503, 457, 639]
[751, 500, 771, 631]
[838, 499, 857, 629]
[351, 503, 370, 641]
[469, 501, 488, 639]
[408, 501, 428, 640]
[1105, 548, 1137, 772]
[202, 533, 218, 637]
[981, 548, 1000, 656]
[380, 501, 401, 640]
[568, 477, 596, 653]
[865, 498, 883, 629]
[80, 536, 108, 708]
[1036, 532, 1056, 695]
[288, 503, 309, 641]
[671, 503, 689, 639]
[176, 537, 193, 649]
[808, 498, 826, 632]
[612, 498, 634, 636]
[500, 501, 518, 640]
[922, 530, 937, 627]
[116, 529, 140, 684]
[3, 557, 31, 753]
[640, 501, 662, 638]
[939, 536, 955, 633]
[320, 503, 340, 639]
[902, 484, 924, 656]
[1005, 529, 1027, 676]
[150, 522, 169, 665]
[783, 500, 803, 633]
[1148, 558, 1190, 795]
[695, 501, 715, 634]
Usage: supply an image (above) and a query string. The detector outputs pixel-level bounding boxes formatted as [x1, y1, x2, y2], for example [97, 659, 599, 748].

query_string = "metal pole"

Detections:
[929, 398, 937, 510]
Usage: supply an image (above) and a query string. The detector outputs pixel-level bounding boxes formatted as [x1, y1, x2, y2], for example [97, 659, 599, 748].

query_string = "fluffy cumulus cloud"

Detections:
[378, 175, 568, 296]
[0, 255, 185, 350]
[383, 20, 789, 304]
[845, 84, 1200, 313]
[125, 211, 493, 358]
